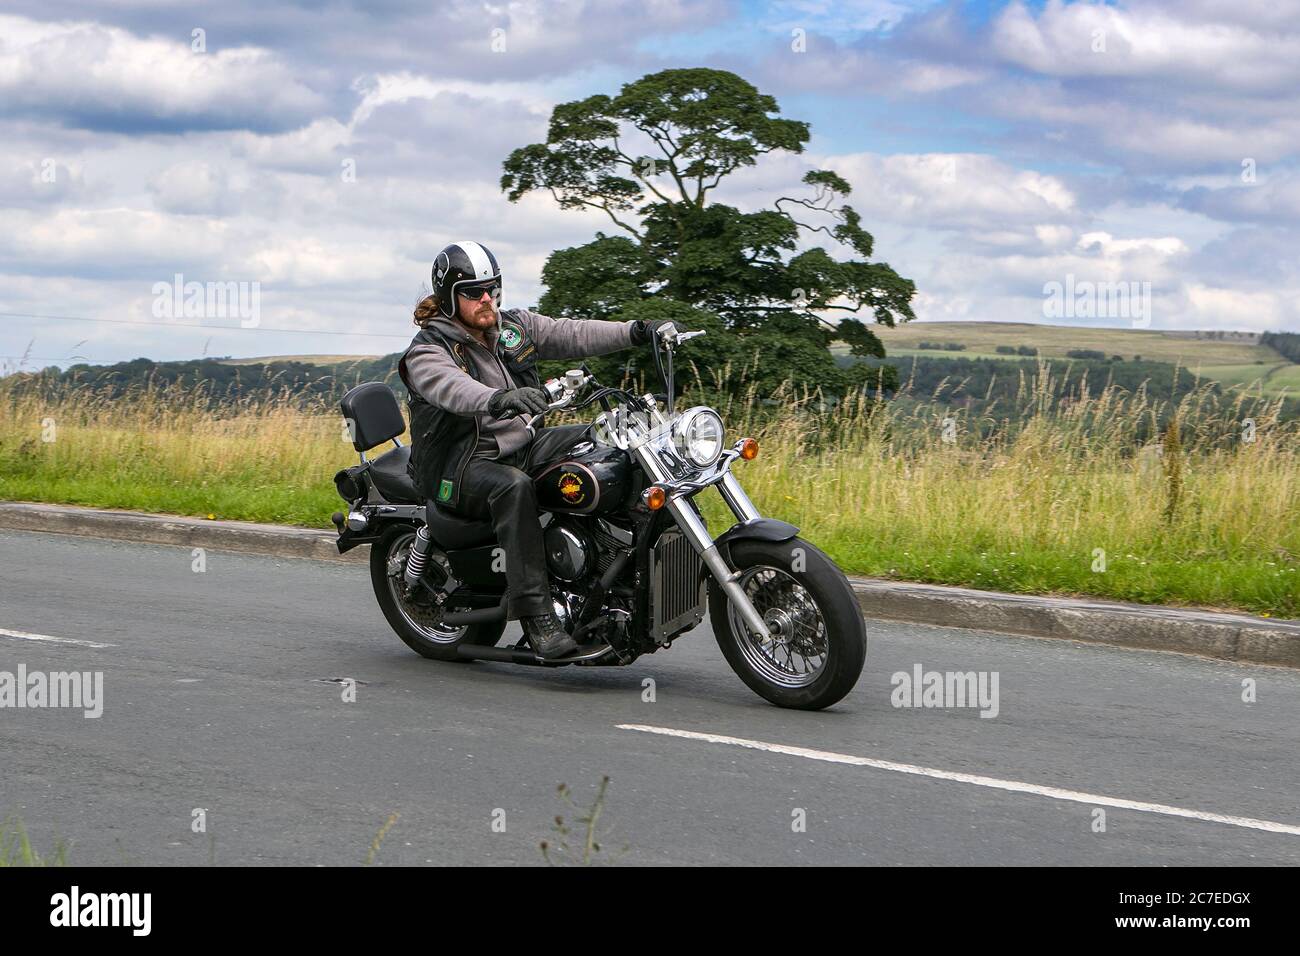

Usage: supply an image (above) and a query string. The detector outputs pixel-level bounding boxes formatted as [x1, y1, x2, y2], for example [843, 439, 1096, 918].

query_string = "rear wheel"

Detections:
[708, 537, 866, 710]
[370, 524, 505, 661]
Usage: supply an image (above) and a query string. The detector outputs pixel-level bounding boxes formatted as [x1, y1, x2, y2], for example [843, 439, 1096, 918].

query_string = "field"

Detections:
[2, 371, 1297, 618]
[869, 321, 1273, 362]
[844, 322, 1297, 400]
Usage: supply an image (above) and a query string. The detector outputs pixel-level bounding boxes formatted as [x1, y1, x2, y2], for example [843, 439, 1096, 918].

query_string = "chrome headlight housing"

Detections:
[673, 406, 725, 468]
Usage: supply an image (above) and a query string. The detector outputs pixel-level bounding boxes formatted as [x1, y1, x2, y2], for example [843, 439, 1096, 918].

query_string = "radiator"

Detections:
[650, 529, 706, 642]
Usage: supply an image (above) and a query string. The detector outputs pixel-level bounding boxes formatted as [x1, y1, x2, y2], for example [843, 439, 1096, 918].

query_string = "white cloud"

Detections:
[148, 160, 232, 215]
[0, 14, 325, 131]
[990, 0, 1300, 91]
[1184, 284, 1299, 330]
[4, 1, 1300, 371]
[1076, 231, 1187, 258]
[823, 152, 1078, 230]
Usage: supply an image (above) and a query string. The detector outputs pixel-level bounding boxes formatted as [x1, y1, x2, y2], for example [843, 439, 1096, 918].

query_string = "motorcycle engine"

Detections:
[543, 516, 635, 660]
[543, 518, 593, 583]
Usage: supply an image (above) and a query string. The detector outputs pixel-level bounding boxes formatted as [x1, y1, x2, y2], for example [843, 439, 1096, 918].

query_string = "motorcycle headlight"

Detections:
[674, 407, 725, 468]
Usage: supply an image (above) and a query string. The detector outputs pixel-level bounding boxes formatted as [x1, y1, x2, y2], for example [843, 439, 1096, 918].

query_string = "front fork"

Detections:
[668, 472, 772, 640]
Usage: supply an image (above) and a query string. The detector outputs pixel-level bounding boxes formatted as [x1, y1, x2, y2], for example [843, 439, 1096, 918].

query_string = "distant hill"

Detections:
[3, 354, 406, 407]
[217, 354, 381, 366]
[867, 321, 1272, 362]
[837, 322, 1299, 400]
[5, 324, 1296, 419]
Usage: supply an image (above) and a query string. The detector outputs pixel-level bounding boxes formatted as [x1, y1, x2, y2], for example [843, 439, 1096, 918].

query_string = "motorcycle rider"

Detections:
[398, 241, 666, 660]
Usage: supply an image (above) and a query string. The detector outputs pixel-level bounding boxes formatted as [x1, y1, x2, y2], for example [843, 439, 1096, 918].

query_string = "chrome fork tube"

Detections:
[666, 497, 771, 640]
[718, 471, 761, 522]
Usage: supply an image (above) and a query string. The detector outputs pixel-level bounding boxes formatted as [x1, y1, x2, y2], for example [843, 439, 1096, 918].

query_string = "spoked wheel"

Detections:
[370, 525, 505, 662]
[709, 537, 866, 710]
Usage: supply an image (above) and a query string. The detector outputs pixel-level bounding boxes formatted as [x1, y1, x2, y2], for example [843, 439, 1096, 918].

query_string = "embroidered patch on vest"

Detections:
[437, 479, 454, 502]
[498, 323, 523, 350]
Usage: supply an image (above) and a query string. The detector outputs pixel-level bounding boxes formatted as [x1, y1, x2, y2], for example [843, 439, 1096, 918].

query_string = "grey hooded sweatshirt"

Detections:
[402, 307, 635, 460]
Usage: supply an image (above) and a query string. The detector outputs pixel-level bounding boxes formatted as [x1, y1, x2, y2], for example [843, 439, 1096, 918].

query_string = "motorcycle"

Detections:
[331, 324, 866, 710]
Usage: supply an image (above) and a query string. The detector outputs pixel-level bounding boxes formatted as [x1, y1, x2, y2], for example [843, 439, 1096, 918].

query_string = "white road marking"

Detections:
[0, 627, 115, 649]
[617, 723, 1300, 837]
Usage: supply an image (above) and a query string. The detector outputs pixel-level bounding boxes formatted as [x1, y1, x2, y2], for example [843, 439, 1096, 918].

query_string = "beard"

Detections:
[460, 301, 498, 329]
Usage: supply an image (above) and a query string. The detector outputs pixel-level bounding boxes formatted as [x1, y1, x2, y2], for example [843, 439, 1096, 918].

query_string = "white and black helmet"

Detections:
[432, 241, 502, 317]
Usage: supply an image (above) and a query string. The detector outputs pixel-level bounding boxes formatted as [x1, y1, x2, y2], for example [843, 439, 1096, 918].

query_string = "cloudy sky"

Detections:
[2, 0, 1298, 369]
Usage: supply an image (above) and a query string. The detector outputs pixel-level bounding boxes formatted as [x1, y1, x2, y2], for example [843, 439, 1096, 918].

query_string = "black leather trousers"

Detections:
[444, 424, 587, 619]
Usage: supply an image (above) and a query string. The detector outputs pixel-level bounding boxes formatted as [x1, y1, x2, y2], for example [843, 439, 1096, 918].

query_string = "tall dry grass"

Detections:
[1, 364, 1297, 614]
[692, 363, 1299, 614]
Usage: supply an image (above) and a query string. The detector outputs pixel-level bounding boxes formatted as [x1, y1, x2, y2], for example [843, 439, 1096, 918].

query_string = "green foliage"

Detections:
[503, 67, 915, 399]
[0, 816, 67, 866]
[4, 354, 406, 407]
[1262, 331, 1300, 363]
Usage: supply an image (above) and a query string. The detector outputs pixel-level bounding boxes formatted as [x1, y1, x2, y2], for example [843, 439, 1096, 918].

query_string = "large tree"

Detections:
[501, 68, 914, 397]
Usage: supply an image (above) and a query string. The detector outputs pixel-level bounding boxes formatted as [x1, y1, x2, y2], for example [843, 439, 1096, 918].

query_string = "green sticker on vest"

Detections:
[437, 479, 453, 501]
[498, 324, 523, 350]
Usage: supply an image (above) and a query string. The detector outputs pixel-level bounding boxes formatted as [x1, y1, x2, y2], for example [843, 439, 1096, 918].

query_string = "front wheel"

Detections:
[708, 537, 866, 710]
[370, 524, 505, 661]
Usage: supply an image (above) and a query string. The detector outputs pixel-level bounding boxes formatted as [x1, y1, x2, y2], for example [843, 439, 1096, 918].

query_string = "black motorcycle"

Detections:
[331, 324, 866, 710]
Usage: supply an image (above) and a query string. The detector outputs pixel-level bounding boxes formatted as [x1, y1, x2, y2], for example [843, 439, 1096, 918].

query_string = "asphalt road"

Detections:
[2, 529, 1297, 866]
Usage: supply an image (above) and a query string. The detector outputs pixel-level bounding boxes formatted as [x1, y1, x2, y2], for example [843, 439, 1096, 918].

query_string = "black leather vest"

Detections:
[397, 313, 542, 508]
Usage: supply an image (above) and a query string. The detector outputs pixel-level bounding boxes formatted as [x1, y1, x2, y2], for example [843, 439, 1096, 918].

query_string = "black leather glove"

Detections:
[487, 386, 549, 419]
[630, 319, 674, 346]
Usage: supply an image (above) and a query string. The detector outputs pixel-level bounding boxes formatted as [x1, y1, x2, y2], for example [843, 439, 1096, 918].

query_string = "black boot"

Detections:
[522, 611, 578, 660]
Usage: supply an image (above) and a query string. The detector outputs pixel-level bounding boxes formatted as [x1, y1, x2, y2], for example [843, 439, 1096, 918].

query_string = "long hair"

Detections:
[413, 292, 442, 328]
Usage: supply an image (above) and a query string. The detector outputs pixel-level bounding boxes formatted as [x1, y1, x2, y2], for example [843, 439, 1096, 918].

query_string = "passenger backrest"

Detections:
[339, 382, 406, 452]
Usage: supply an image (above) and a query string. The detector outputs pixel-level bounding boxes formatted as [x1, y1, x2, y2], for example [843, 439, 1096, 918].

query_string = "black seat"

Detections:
[368, 445, 422, 503]
[426, 501, 497, 550]
[368, 447, 495, 547]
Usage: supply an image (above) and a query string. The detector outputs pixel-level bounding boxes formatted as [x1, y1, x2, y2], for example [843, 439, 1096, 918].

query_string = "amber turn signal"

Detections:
[642, 485, 667, 510]
[738, 437, 759, 461]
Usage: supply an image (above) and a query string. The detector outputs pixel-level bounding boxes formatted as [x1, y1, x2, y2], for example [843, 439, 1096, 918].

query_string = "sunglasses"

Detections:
[457, 281, 500, 301]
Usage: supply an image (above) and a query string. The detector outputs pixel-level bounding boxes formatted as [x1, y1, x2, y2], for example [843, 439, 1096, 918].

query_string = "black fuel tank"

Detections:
[531, 435, 633, 515]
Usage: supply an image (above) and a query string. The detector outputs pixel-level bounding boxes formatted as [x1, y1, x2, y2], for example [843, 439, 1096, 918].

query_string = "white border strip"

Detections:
[617, 724, 1300, 837]
[0, 627, 115, 649]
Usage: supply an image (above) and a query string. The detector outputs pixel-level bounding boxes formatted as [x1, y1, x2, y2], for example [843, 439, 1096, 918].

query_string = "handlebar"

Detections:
[498, 369, 593, 435]
[494, 326, 706, 432]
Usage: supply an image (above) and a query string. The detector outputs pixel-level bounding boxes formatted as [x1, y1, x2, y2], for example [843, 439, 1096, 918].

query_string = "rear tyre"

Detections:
[708, 536, 866, 710]
[370, 524, 505, 662]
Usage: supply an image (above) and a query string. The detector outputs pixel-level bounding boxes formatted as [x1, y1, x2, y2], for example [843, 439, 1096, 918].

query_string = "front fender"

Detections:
[713, 517, 799, 556]
[695, 517, 800, 589]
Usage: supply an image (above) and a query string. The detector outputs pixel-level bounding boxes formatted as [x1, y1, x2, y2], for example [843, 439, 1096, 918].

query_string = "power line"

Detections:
[0, 311, 413, 340]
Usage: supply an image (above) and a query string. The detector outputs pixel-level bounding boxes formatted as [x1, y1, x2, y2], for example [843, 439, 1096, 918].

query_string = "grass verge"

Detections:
[2, 368, 1297, 617]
